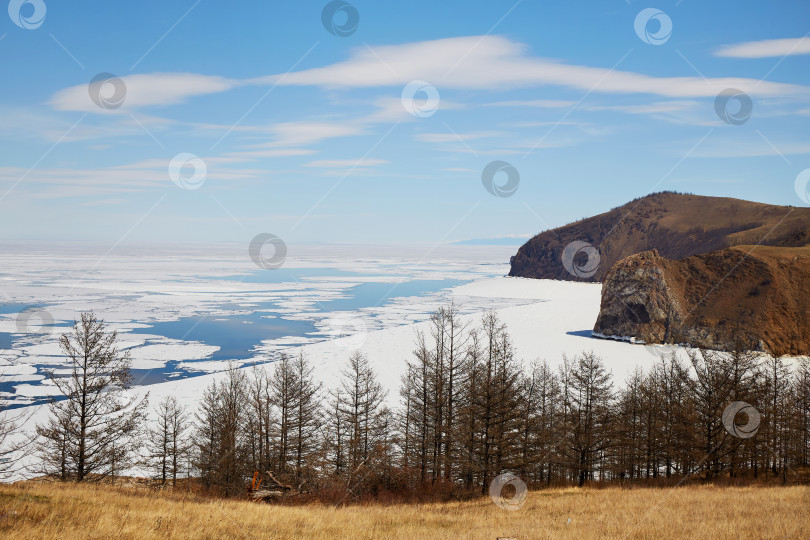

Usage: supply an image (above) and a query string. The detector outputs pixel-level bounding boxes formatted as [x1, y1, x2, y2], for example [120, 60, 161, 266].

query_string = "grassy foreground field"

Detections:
[0, 482, 807, 539]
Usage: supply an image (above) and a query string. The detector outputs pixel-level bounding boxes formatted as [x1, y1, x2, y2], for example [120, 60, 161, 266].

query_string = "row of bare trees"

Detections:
[188, 349, 394, 497]
[398, 304, 810, 490]
[142, 305, 810, 496]
[5, 309, 809, 500]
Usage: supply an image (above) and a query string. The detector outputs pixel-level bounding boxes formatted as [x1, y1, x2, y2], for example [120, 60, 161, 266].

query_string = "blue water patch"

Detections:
[214, 267, 377, 284]
[130, 311, 316, 361]
[317, 279, 467, 312]
[0, 272, 483, 407]
[124, 277, 466, 368]
[131, 278, 466, 361]
[129, 362, 214, 387]
[0, 303, 36, 315]
[0, 362, 57, 409]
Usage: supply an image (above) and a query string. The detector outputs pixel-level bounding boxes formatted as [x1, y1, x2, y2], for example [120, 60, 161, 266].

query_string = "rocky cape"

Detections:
[593, 247, 810, 356]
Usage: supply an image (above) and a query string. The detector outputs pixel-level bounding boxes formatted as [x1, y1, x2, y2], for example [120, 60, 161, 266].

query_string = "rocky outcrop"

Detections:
[593, 247, 810, 356]
[509, 192, 810, 282]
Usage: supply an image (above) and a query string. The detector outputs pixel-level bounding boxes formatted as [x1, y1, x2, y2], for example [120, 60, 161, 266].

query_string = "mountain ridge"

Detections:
[509, 192, 810, 282]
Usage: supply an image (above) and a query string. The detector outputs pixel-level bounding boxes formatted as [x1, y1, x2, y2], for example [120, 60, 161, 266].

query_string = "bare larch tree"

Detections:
[37, 312, 147, 482]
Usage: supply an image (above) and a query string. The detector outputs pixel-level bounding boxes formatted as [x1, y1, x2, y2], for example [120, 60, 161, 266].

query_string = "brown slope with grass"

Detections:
[593, 245, 810, 355]
[509, 192, 810, 282]
[1, 481, 808, 540]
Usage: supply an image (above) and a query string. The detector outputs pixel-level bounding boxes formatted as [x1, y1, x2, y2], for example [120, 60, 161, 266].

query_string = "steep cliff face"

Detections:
[593, 247, 810, 356]
[593, 250, 681, 343]
[509, 192, 810, 282]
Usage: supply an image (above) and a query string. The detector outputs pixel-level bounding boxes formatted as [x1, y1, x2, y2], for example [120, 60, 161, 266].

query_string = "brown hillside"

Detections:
[509, 192, 810, 282]
[593, 246, 810, 356]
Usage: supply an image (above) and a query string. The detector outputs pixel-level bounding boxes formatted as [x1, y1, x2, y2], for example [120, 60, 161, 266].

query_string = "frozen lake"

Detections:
[3, 243, 745, 484]
[0, 244, 522, 406]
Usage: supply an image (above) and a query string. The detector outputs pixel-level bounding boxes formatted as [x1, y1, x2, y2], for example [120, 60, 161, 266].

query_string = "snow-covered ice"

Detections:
[0, 244, 523, 403]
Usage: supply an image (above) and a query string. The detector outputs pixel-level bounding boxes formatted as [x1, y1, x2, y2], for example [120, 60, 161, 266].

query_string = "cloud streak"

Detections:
[50, 73, 240, 113]
[271, 36, 808, 98]
[48, 36, 810, 116]
[715, 37, 810, 58]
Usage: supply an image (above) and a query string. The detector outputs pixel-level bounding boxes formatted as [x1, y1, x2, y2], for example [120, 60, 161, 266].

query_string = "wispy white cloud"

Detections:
[586, 100, 699, 115]
[416, 131, 506, 143]
[304, 158, 389, 168]
[46, 36, 810, 118]
[264, 122, 364, 147]
[0, 159, 266, 199]
[213, 148, 316, 163]
[486, 99, 577, 108]
[437, 147, 527, 155]
[50, 73, 239, 113]
[268, 36, 809, 98]
[715, 37, 810, 58]
[582, 100, 722, 126]
[507, 120, 589, 128]
[692, 140, 810, 158]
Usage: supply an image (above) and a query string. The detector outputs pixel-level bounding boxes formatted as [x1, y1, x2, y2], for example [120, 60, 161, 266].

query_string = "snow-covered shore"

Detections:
[3, 272, 696, 481]
[11, 276, 669, 418]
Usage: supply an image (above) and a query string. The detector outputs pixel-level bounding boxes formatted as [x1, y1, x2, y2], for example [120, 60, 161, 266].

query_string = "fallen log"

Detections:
[249, 489, 286, 502]
[247, 470, 298, 502]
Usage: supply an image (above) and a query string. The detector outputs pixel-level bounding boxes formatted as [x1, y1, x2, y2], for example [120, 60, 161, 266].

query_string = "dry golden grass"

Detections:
[0, 481, 807, 539]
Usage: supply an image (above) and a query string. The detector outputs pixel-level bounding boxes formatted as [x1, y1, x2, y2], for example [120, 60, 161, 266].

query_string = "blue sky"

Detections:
[1, 0, 809, 246]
